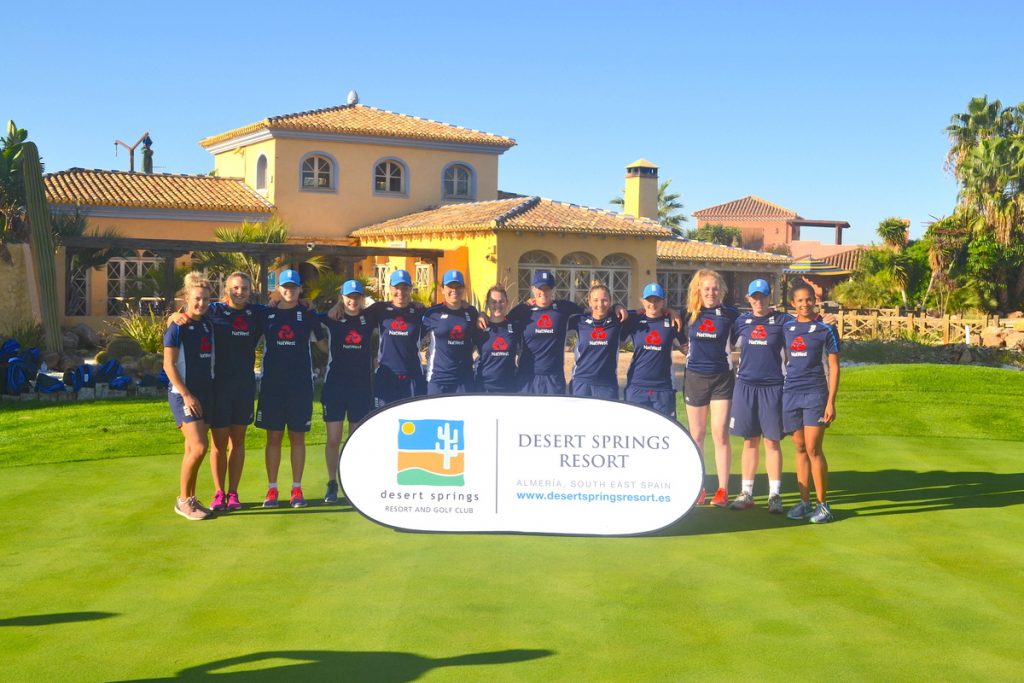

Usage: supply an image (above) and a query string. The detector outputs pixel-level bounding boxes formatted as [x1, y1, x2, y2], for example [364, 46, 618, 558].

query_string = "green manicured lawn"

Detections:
[1, 365, 1022, 681]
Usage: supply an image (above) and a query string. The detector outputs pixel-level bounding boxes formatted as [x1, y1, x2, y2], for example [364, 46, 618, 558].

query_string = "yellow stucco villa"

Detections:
[42, 95, 789, 322]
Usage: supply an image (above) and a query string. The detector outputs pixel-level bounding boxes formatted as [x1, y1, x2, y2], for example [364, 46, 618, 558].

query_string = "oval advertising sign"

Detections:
[339, 395, 704, 536]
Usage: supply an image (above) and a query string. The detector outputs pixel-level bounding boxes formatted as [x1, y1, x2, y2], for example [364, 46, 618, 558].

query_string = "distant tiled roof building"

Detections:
[693, 195, 800, 221]
[44, 168, 273, 216]
[693, 194, 849, 252]
[199, 104, 517, 151]
[822, 247, 865, 272]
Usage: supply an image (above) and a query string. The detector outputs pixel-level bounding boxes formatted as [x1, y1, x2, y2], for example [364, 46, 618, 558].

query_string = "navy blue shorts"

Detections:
[476, 378, 516, 394]
[782, 390, 830, 433]
[730, 381, 784, 441]
[624, 386, 676, 417]
[426, 378, 475, 396]
[518, 374, 566, 395]
[683, 369, 734, 407]
[571, 382, 619, 400]
[168, 389, 212, 427]
[321, 380, 372, 424]
[255, 391, 313, 433]
[373, 366, 425, 409]
[207, 378, 255, 429]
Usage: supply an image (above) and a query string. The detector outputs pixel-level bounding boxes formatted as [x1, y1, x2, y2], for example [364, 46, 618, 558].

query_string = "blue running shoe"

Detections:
[324, 480, 339, 504]
[809, 502, 834, 524]
[787, 500, 815, 520]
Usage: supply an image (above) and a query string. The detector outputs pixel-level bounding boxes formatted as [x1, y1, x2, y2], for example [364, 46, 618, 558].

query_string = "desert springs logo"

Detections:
[397, 419, 465, 487]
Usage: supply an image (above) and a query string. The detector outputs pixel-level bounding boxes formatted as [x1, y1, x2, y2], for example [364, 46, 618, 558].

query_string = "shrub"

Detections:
[107, 311, 164, 354]
[1, 319, 44, 348]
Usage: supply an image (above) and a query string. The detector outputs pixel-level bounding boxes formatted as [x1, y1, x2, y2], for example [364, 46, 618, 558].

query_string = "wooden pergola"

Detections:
[61, 235, 444, 311]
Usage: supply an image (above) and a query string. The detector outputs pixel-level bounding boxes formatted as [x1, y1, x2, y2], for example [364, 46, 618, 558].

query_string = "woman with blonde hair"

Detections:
[164, 273, 215, 520]
[682, 269, 739, 507]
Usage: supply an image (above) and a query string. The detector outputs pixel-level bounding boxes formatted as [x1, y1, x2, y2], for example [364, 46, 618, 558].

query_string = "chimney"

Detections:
[623, 159, 658, 220]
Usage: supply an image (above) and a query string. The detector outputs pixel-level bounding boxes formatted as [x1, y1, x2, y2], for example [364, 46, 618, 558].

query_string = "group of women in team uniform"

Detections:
[164, 265, 839, 525]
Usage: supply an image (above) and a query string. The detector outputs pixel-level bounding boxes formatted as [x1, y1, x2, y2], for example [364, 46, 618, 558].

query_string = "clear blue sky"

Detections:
[11, 1, 1023, 245]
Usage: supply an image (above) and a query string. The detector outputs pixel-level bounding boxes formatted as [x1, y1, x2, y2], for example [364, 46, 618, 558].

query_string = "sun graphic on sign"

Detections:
[401, 421, 416, 436]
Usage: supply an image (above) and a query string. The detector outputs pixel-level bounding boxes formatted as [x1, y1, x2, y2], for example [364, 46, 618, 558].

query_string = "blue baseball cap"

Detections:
[278, 269, 301, 287]
[389, 269, 412, 287]
[642, 282, 665, 299]
[531, 270, 555, 288]
[341, 279, 364, 296]
[442, 269, 465, 286]
[747, 278, 771, 296]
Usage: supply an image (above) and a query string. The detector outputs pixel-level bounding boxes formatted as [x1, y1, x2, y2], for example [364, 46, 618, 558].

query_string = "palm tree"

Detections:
[610, 179, 688, 236]
[876, 217, 909, 251]
[191, 217, 328, 296]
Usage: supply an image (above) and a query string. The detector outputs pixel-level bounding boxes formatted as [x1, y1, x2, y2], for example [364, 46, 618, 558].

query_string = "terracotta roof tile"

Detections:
[656, 239, 792, 265]
[200, 104, 516, 149]
[693, 195, 800, 220]
[351, 197, 670, 239]
[44, 168, 274, 213]
[822, 247, 865, 272]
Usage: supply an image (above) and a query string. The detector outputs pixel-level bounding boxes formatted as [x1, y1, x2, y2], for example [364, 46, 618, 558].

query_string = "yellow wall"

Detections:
[356, 232, 497, 306]
[215, 137, 500, 239]
[0, 244, 39, 330]
[496, 232, 659, 305]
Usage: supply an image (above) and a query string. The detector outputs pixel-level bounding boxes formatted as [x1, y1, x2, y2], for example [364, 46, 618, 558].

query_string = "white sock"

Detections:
[267, 482, 278, 490]
[769, 480, 781, 495]
[292, 481, 302, 488]
[742, 480, 754, 496]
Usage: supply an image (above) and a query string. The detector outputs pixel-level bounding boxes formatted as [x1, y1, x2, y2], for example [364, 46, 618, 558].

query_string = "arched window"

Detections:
[300, 153, 335, 191]
[601, 253, 632, 303]
[561, 252, 596, 266]
[255, 155, 268, 191]
[443, 163, 474, 199]
[374, 159, 406, 194]
[517, 250, 554, 302]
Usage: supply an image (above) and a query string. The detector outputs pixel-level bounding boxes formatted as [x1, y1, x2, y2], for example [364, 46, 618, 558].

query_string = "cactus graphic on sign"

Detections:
[396, 419, 465, 486]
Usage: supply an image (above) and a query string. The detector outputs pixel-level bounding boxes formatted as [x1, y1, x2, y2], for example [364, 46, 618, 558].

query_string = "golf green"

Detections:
[1, 365, 1021, 681]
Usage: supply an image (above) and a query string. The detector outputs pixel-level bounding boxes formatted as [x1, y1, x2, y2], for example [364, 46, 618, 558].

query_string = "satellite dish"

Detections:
[347, 89, 359, 105]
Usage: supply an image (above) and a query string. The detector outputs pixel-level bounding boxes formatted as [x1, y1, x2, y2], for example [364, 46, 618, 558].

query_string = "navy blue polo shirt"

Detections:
[568, 313, 622, 387]
[163, 317, 214, 396]
[422, 304, 480, 384]
[732, 311, 792, 386]
[320, 309, 375, 386]
[473, 319, 521, 389]
[509, 300, 583, 377]
[366, 301, 424, 376]
[686, 305, 740, 374]
[207, 301, 265, 383]
[622, 313, 679, 390]
[259, 305, 322, 396]
[783, 320, 841, 393]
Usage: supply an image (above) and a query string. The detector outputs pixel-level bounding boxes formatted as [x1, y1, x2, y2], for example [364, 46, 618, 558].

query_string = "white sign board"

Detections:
[339, 395, 704, 535]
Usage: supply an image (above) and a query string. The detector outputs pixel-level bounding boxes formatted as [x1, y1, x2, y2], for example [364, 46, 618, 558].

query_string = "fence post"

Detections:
[942, 316, 950, 344]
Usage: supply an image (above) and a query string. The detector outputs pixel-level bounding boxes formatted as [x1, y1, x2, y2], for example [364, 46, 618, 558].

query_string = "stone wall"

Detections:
[0, 244, 39, 333]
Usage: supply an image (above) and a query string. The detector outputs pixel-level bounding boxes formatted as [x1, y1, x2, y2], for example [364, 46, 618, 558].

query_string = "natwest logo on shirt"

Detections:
[448, 325, 465, 344]
[199, 336, 212, 357]
[389, 315, 410, 336]
[534, 313, 554, 334]
[751, 325, 767, 340]
[231, 315, 250, 336]
[790, 335, 807, 356]
[344, 329, 363, 348]
[277, 324, 297, 346]
[491, 336, 509, 352]
[696, 318, 718, 338]
[645, 330, 662, 345]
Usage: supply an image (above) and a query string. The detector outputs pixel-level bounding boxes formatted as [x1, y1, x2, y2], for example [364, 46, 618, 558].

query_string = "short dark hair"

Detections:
[789, 281, 816, 301]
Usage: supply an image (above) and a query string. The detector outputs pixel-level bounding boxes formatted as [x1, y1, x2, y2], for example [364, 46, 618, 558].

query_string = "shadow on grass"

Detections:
[0, 611, 117, 626]
[656, 469, 1024, 536]
[116, 648, 553, 682]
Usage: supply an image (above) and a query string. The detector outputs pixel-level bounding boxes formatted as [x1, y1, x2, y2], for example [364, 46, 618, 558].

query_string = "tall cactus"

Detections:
[20, 141, 62, 354]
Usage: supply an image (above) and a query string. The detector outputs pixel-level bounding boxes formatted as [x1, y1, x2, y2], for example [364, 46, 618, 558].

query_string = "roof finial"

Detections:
[347, 89, 359, 105]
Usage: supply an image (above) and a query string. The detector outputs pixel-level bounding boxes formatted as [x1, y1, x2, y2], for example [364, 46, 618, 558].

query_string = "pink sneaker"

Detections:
[210, 490, 227, 511]
[226, 491, 242, 511]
